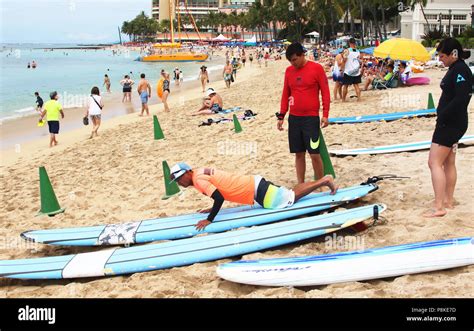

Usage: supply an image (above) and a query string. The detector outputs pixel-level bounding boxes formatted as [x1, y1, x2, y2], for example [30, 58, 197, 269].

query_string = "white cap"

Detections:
[169, 162, 192, 183]
[206, 88, 216, 97]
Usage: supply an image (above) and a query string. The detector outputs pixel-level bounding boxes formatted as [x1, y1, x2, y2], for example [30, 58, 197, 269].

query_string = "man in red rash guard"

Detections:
[277, 42, 331, 183]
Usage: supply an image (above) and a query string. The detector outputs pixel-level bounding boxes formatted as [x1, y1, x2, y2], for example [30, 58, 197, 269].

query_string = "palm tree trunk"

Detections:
[381, 4, 387, 39]
[370, 6, 382, 41]
[349, 1, 355, 35]
[419, 3, 430, 31]
[344, 7, 349, 34]
[330, 9, 335, 38]
[360, 0, 365, 46]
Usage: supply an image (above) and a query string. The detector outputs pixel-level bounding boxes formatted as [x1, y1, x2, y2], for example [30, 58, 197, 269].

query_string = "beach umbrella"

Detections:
[374, 38, 430, 62]
[360, 47, 375, 55]
[331, 48, 344, 56]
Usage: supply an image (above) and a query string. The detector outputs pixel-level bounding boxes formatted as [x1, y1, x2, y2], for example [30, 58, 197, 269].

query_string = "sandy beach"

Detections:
[1, 56, 473, 298]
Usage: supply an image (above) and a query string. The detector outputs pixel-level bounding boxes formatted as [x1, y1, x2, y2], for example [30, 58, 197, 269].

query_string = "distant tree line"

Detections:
[122, 1, 473, 47]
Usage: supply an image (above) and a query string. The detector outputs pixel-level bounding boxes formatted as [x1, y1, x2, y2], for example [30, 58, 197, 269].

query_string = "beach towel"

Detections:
[217, 106, 244, 114]
[199, 110, 257, 127]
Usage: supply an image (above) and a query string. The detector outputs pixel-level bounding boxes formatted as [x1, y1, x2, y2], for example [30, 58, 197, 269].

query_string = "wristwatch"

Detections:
[275, 112, 284, 120]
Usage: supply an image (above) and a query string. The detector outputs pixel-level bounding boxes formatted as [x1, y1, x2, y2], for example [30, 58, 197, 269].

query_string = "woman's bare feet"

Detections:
[422, 208, 447, 218]
[430, 199, 457, 209]
[444, 199, 457, 209]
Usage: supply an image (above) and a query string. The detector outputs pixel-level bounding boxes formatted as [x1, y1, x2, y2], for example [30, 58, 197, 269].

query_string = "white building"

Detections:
[400, 0, 473, 41]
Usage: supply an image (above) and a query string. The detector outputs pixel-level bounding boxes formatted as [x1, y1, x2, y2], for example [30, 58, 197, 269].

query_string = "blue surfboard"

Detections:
[0, 204, 384, 279]
[329, 108, 436, 124]
[21, 184, 378, 246]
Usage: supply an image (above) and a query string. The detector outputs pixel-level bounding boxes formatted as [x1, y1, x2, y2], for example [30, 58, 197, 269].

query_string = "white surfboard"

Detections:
[329, 135, 474, 156]
[217, 237, 474, 287]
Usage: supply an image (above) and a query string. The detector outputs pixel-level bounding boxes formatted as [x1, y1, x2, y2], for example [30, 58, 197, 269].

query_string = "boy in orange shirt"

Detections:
[170, 163, 338, 230]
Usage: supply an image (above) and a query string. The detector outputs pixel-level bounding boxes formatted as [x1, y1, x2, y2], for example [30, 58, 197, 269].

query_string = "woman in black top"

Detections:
[425, 38, 472, 218]
[120, 75, 134, 102]
[161, 71, 171, 112]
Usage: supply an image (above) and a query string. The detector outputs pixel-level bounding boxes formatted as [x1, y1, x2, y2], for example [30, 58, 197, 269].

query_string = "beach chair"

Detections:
[372, 73, 398, 90]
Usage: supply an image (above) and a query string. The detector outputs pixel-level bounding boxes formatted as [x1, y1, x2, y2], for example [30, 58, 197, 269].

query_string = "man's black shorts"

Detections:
[288, 115, 320, 154]
[48, 121, 60, 134]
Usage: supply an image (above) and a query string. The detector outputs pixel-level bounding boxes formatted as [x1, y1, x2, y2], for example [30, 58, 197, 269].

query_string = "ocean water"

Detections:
[0, 44, 224, 121]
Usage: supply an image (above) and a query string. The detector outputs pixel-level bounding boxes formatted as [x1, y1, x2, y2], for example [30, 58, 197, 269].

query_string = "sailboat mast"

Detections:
[169, 0, 175, 43]
[177, 0, 182, 42]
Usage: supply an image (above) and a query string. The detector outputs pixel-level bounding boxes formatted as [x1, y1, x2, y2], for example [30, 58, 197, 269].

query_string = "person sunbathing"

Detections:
[191, 88, 224, 116]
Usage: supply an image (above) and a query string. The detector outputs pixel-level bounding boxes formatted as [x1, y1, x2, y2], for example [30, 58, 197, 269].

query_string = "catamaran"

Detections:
[137, 0, 208, 62]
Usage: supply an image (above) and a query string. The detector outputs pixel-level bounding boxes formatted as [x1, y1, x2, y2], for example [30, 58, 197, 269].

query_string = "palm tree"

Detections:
[204, 11, 219, 35]
[410, 0, 430, 32]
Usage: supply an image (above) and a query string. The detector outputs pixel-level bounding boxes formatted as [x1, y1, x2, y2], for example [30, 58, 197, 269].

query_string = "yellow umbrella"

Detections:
[374, 38, 431, 62]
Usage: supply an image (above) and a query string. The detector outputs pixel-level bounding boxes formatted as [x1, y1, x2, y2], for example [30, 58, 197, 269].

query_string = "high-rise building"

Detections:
[152, 0, 233, 22]
[152, 0, 263, 22]
[400, 0, 472, 41]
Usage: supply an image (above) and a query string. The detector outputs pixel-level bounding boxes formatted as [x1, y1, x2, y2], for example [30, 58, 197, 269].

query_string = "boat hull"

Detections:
[137, 54, 208, 62]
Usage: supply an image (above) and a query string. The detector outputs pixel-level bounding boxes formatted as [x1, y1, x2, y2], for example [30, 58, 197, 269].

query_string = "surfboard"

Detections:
[329, 135, 474, 156]
[328, 108, 436, 124]
[21, 183, 378, 246]
[0, 204, 384, 279]
[217, 237, 474, 287]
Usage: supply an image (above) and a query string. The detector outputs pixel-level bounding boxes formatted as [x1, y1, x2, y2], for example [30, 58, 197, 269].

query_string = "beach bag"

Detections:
[83, 116, 89, 125]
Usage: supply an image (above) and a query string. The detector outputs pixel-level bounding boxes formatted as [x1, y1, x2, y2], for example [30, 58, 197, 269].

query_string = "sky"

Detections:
[0, 0, 151, 44]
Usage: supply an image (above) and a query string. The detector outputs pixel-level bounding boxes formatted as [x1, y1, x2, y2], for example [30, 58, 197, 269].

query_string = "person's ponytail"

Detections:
[436, 37, 470, 60]
[461, 50, 471, 60]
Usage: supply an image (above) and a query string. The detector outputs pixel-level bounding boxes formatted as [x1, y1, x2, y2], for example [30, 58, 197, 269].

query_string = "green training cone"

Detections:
[38, 166, 65, 217]
[161, 160, 181, 200]
[427, 93, 435, 109]
[233, 114, 242, 133]
[153, 115, 165, 140]
[316, 131, 336, 179]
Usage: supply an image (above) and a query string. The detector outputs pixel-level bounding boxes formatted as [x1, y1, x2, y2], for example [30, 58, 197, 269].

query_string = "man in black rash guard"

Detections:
[425, 38, 472, 218]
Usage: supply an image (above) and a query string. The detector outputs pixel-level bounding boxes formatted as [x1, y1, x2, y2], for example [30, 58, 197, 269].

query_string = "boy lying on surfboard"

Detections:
[169, 163, 338, 230]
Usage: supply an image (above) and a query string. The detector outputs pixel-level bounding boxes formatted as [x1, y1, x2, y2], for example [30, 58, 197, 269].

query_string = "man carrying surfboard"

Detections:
[169, 163, 338, 230]
[277, 42, 330, 183]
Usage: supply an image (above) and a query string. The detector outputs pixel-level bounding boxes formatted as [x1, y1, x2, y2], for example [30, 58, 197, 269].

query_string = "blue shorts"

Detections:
[140, 91, 149, 104]
[211, 104, 223, 113]
[332, 73, 343, 82]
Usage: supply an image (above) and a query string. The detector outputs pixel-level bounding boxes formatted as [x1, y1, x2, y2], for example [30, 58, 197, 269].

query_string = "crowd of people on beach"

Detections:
[170, 37, 471, 227]
[32, 37, 472, 221]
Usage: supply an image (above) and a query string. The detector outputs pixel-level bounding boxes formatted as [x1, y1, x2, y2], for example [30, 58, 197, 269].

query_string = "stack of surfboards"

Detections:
[1, 183, 381, 279]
